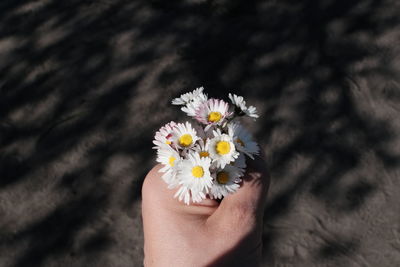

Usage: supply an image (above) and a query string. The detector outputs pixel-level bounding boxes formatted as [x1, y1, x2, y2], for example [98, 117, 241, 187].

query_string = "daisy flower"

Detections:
[171, 122, 199, 150]
[228, 93, 259, 119]
[156, 144, 181, 188]
[193, 138, 210, 159]
[210, 165, 243, 199]
[195, 98, 231, 131]
[153, 88, 261, 205]
[172, 87, 208, 117]
[208, 129, 239, 168]
[228, 122, 260, 159]
[175, 152, 213, 204]
[152, 121, 177, 149]
[172, 87, 207, 105]
[181, 96, 208, 117]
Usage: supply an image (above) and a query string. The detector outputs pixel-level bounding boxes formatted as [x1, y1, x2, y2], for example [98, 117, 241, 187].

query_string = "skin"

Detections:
[142, 154, 270, 267]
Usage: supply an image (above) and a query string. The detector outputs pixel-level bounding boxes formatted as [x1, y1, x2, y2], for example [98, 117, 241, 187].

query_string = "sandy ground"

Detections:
[1, 0, 400, 266]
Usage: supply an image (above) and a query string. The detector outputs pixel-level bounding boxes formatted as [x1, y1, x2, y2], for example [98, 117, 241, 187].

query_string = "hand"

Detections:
[141, 155, 270, 267]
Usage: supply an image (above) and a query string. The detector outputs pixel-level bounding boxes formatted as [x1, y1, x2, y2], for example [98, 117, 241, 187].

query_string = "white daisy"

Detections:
[174, 186, 191, 205]
[228, 93, 259, 119]
[156, 144, 181, 188]
[152, 121, 177, 149]
[181, 96, 208, 117]
[174, 152, 213, 204]
[172, 87, 207, 105]
[210, 165, 243, 199]
[228, 122, 260, 159]
[195, 98, 231, 131]
[172, 87, 208, 117]
[208, 129, 239, 168]
[193, 138, 210, 159]
[181, 101, 202, 117]
[171, 122, 199, 150]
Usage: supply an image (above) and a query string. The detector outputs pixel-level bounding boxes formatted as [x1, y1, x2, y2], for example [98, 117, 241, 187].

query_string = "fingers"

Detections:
[142, 164, 219, 218]
[142, 165, 213, 266]
[143, 152, 271, 228]
[142, 165, 221, 265]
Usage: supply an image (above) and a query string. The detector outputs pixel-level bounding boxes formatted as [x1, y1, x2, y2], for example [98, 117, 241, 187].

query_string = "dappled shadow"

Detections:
[0, 0, 399, 266]
[0, 1, 162, 266]
[169, 0, 400, 265]
[9, 193, 109, 267]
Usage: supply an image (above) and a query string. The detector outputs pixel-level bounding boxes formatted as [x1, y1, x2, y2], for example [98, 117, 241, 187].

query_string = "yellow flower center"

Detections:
[179, 134, 193, 147]
[208, 111, 222, 123]
[199, 151, 210, 158]
[236, 138, 244, 147]
[192, 166, 204, 178]
[169, 156, 176, 166]
[216, 171, 229, 184]
[216, 141, 231, 155]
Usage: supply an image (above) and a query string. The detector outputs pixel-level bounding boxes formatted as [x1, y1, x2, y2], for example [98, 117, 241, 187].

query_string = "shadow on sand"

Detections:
[0, 0, 399, 266]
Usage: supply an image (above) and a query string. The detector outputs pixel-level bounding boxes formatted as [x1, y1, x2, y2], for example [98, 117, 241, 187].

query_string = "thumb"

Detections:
[207, 154, 270, 228]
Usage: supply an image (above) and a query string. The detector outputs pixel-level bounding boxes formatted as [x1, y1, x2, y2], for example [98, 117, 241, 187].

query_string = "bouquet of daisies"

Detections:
[153, 87, 260, 204]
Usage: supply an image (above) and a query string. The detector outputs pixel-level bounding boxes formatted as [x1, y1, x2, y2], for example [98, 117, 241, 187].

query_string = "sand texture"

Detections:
[1, 0, 400, 266]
